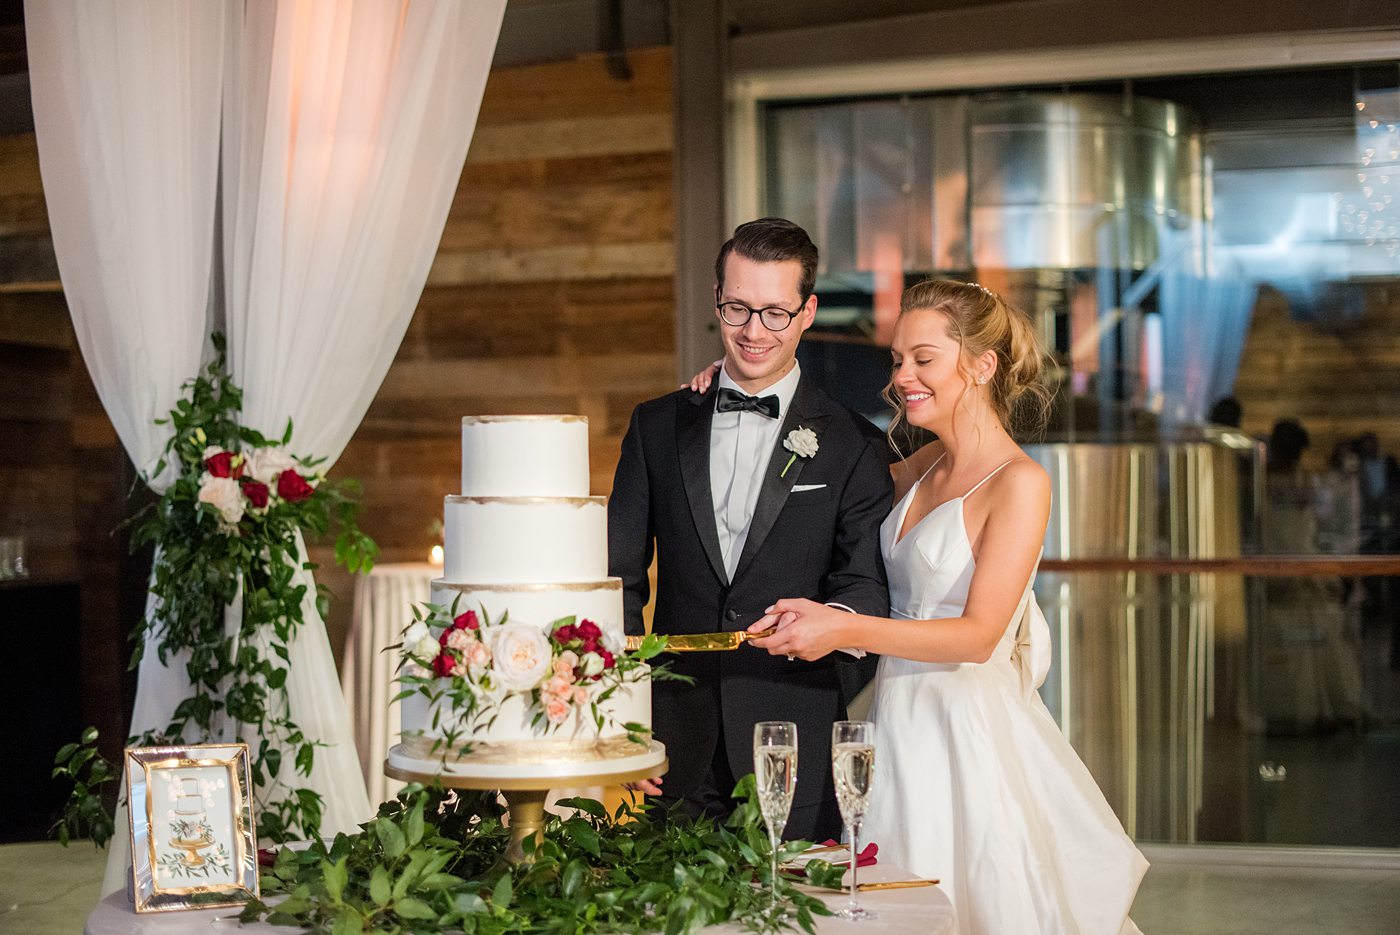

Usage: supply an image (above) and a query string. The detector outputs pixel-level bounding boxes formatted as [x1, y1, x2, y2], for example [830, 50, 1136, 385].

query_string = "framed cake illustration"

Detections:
[124, 743, 258, 912]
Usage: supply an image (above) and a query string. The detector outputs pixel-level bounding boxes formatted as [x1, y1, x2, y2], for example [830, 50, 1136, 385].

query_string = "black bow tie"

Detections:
[715, 387, 780, 419]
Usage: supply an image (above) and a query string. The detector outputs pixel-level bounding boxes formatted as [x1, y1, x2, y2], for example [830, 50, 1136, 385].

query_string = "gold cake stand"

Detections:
[384, 745, 668, 864]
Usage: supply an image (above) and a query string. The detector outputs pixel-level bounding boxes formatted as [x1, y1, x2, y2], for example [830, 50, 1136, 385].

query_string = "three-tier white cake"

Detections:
[389, 415, 662, 781]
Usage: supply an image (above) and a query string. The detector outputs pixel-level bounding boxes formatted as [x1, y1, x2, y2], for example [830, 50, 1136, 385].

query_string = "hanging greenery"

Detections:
[241, 776, 845, 935]
[54, 333, 378, 845]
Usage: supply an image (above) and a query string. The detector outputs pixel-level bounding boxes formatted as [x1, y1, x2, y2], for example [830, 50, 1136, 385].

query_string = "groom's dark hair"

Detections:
[715, 217, 819, 300]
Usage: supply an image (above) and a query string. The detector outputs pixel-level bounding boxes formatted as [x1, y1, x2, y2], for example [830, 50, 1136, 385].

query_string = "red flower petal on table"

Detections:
[241, 481, 269, 508]
[453, 610, 478, 631]
[204, 451, 236, 478]
[277, 469, 315, 502]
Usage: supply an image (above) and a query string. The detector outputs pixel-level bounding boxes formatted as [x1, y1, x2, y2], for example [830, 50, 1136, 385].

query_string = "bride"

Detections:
[697, 279, 1147, 934]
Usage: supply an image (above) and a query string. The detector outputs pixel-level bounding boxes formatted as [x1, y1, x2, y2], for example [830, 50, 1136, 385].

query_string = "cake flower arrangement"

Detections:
[397, 602, 671, 754]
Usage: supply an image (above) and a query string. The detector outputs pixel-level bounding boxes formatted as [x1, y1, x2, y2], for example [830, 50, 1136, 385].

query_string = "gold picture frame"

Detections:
[124, 743, 259, 913]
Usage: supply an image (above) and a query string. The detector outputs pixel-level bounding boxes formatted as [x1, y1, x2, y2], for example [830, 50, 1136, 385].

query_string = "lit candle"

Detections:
[429, 544, 444, 567]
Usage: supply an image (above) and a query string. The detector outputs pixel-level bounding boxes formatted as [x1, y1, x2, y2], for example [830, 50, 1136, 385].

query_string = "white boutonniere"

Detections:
[780, 426, 819, 478]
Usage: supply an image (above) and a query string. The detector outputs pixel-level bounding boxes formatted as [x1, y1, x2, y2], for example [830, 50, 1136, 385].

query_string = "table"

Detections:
[340, 562, 437, 804]
[85, 861, 956, 933]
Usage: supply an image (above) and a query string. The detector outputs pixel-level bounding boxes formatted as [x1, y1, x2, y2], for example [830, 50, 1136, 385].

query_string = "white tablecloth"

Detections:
[340, 562, 437, 804]
[85, 861, 956, 934]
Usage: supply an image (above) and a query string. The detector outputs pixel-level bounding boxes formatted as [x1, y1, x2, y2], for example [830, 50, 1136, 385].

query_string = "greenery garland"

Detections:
[242, 776, 846, 935]
[54, 334, 378, 845]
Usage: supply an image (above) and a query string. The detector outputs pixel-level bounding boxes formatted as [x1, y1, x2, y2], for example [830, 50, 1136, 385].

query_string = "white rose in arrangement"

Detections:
[489, 623, 553, 692]
[402, 621, 430, 650]
[197, 474, 245, 526]
[579, 652, 605, 677]
[413, 635, 441, 661]
[600, 628, 624, 655]
[246, 446, 299, 485]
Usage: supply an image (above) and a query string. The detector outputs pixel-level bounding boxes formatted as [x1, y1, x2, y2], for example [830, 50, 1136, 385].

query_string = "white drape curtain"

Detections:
[27, 0, 505, 898]
[1158, 272, 1257, 427]
[26, 1, 223, 487]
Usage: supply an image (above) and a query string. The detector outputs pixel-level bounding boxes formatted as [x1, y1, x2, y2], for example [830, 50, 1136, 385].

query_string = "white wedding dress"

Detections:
[862, 460, 1148, 935]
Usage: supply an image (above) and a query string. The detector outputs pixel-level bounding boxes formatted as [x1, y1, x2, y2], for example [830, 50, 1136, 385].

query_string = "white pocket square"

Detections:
[792, 483, 827, 492]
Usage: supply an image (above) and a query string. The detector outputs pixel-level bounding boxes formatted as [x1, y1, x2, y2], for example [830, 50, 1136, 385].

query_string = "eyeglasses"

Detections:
[715, 299, 806, 332]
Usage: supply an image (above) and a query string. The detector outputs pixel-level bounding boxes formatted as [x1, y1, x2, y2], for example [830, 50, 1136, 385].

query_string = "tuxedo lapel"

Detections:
[676, 387, 727, 584]
[733, 377, 830, 580]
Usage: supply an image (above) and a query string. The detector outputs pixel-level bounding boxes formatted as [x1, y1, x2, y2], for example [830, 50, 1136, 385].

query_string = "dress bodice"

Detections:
[880, 485, 979, 623]
[878, 459, 1050, 696]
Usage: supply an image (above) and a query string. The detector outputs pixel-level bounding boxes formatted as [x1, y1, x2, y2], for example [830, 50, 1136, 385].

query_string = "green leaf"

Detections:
[330, 908, 362, 935]
[322, 856, 348, 904]
[803, 858, 847, 890]
[404, 799, 425, 847]
[491, 873, 512, 910]
[369, 864, 391, 907]
[374, 818, 407, 860]
[561, 817, 601, 857]
[394, 896, 437, 920]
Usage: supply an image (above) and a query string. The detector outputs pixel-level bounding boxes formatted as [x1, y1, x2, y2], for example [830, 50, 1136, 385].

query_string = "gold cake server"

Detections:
[858, 879, 939, 892]
[625, 629, 774, 652]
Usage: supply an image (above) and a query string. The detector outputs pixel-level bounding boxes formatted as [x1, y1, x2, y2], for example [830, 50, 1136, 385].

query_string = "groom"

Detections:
[608, 217, 892, 840]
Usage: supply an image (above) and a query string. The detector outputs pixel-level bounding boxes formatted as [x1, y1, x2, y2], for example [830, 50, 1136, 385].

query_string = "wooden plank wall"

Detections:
[0, 134, 135, 760]
[1234, 284, 1400, 472]
[313, 47, 677, 646]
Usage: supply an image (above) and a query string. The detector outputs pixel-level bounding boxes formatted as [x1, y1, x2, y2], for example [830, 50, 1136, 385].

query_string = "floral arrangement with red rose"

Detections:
[52, 334, 378, 849]
[396, 602, 674, 755]
[195, 442, 322, 529]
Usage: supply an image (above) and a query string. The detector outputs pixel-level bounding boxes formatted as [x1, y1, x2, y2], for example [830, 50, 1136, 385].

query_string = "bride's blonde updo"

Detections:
[882, 279, 1054, 443]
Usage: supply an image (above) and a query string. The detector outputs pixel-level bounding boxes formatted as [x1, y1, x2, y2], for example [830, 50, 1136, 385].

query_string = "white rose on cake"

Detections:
[399, 621, 438, 663]
[403, 620, 430, 648]
[600, 627, 624, 656]
[489, 623, 553, 691]
[197, 473, 245, 526]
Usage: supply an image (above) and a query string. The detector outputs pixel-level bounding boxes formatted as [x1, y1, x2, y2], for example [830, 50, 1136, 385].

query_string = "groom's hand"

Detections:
[748, 599, 844, 660]
[624, 776, 664, 796]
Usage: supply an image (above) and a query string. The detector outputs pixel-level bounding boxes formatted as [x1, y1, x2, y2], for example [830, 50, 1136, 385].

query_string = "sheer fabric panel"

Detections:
[25, 0, 224, 487]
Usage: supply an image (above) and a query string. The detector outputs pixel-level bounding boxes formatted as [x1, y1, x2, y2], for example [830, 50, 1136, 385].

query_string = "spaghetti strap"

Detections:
[964, 457, 1018, 499]
[919, 451, 946, 484]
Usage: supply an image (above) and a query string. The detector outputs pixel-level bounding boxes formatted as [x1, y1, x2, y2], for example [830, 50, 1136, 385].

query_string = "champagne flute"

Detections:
[754, 721, 798, 907]
[831, 720, 876, 920]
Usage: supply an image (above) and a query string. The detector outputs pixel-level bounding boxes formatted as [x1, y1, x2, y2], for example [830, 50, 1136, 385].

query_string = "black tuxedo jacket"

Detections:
[608, 376, 892, 815]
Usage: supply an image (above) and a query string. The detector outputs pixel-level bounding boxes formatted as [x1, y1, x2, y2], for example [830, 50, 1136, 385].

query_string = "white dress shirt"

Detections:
[710, 362, 802, 581]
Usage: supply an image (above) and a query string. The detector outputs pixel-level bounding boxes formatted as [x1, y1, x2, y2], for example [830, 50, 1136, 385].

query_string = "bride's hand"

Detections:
[685, 359, 723, 393]
[747, 599, 843, 661]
